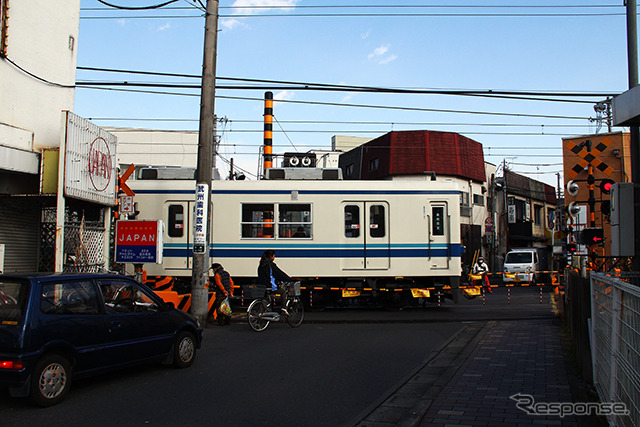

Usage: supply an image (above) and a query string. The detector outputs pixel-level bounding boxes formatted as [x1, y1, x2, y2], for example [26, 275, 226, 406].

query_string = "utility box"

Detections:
[610, 183, 637, 257]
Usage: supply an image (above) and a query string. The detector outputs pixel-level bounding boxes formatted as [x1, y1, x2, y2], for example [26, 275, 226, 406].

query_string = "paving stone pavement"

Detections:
[357, 319, 594, 427]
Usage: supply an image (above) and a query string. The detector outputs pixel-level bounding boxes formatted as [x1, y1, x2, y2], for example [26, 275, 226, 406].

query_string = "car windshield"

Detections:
[0, 279, 29, 325]
[505, 252, 533, 264]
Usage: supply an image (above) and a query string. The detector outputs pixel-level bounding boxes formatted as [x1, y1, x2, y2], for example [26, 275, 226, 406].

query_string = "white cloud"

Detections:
[157, 22, 171, 32]
[273, 90, 295, 102]
[379, 54, 397, 64]
[368, 44, 397, 64]
[220, 18, 246, 30]
[231, 0, 299, 15]
[361, 29, 371, 40]
[223, 0, 299, 31]
[368, 44, 390, 59]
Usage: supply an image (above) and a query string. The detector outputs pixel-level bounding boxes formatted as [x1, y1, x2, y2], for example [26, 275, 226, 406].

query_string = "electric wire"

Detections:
[95, 0, 180, 10]
[76, 85, 595, 121]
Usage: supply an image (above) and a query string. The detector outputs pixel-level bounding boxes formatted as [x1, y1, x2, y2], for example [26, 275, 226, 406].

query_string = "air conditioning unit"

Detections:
[283, 152, 316, 168]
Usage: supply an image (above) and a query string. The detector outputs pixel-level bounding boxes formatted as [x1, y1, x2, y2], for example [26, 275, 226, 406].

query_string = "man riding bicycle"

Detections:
[257, 250, 291, 315]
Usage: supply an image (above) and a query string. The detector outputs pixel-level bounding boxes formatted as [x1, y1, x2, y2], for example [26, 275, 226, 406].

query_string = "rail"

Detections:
[590, 272, 640, 427]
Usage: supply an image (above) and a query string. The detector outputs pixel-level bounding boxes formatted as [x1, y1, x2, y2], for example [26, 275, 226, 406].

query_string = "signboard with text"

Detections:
[115, 220, 164, 264]
[193, 183, 209, 254]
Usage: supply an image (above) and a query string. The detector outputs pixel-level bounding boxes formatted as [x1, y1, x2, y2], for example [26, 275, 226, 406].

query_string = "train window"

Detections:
[168, 205, 184, 238]
[432, 206, 445, 236]
[344, 205, 360, 238]
[241, 204, 275, 238]
[278, 204, 312, 238]
[369, 205, 386, 238]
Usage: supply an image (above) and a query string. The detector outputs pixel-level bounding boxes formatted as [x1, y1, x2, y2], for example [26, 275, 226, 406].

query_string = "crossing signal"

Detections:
[566, 243, 578, 252]
[566, 202, 580, 217]
[600, 179, 615, 195]
[601, 200, 611, 216]
[580, 228, 604, 245]
[566, 180, 579, 196]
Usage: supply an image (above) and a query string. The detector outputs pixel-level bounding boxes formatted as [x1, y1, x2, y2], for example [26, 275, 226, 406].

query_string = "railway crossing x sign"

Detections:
[565, 139, 614, 179]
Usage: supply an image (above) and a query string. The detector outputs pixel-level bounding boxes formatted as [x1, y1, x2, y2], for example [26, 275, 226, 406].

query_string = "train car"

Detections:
[127, 171, 463, 307]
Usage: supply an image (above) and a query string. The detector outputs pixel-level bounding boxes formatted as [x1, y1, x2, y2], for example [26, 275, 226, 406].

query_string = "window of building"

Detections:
[508, 196, 530, 222]
[460, 192, 471, 217]
[369, 158, 379, 171]
[473, 194, 485, 206]
[534, 204, 543, 226]
[344, 205, 360, 238]
[345, 164, 354, 176]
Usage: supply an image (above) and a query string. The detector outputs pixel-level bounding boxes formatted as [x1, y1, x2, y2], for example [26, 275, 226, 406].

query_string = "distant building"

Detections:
[495, 171, 558, 253]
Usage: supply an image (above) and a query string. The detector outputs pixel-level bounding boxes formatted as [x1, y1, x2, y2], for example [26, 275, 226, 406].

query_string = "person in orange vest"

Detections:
[211, 263, 235, 326]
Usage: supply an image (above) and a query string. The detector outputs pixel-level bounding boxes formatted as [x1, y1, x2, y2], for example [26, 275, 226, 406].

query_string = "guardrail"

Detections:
[591, 272, 640, 427]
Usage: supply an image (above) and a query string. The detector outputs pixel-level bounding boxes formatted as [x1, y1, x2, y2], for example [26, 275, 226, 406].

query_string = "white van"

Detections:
[503, 248, 546, 284]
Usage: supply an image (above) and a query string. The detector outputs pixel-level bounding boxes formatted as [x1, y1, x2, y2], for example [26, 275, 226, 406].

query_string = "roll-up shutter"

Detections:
[0, 198, 40, 273]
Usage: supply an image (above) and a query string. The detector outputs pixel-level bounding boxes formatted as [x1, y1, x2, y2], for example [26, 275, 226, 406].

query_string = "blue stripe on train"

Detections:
[163, 245, 462, 258]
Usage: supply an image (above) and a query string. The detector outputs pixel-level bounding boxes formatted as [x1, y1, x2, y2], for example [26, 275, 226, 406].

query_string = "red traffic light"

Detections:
[600, 179, 615, 194]
[567, 243, 578, 252]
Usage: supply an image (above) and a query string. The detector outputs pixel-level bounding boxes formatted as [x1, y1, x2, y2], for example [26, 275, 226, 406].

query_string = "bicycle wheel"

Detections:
[247, 299, 270, 332]
[286, 299, 304, 328]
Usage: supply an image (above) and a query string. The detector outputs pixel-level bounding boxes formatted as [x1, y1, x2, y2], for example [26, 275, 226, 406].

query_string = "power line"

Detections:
[91, 117, 593, 129]
[75, 67, 617, 99]
[76, 85, 594, 121]
[82, 4, 623, 11]
[95, 0, 180, 10]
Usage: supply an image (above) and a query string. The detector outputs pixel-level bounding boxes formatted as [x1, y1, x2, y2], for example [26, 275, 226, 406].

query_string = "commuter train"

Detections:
[126, 169, 464, 307]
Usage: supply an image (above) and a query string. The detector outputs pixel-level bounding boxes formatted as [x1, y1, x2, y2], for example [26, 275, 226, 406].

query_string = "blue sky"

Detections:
[74, 1, 636, 186]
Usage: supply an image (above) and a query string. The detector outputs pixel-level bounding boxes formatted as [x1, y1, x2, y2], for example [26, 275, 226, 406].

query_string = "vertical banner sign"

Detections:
[193, 183, 208, 254]
[115, 220, 164, 264]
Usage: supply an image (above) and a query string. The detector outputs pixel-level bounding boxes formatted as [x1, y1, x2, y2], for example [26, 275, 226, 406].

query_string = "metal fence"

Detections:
[591, 272, 640, 427]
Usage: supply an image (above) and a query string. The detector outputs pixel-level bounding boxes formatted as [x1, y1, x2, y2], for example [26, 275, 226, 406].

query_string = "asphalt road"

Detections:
[0, 287, 556, 427]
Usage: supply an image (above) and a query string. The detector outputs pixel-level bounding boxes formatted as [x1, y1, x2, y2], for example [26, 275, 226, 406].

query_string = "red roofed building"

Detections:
[339, 130, 485, 182]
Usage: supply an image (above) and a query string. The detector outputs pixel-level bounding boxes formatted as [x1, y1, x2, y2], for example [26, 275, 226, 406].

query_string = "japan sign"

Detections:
[115, 220, 164, 264]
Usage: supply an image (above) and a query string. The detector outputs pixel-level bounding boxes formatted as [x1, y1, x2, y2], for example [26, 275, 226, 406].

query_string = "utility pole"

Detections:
[626, 0, 640, 271]
[191, 0, 219, 325]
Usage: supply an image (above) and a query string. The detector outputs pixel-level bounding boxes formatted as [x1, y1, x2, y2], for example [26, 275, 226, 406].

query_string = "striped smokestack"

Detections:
[263, 91, 274, 173]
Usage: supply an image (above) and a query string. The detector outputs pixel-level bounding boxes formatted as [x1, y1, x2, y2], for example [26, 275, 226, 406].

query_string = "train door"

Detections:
[163, 201, 192, 270]
[427, 202, 450, 269]
[341, 202, 390, 270]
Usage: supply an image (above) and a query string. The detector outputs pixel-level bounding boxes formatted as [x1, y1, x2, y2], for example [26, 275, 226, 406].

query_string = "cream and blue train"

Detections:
[128, 173, 463, 306]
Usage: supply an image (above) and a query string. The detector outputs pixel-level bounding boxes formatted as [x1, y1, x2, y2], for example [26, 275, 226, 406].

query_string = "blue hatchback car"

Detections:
[0, 273, 203, 406]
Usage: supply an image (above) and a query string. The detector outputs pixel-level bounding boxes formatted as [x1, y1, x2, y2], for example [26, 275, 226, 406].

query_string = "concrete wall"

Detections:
[0, 0, 79, 152]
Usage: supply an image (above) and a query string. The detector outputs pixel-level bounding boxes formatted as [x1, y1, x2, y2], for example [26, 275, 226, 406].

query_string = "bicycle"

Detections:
[247, 281, 304, 332]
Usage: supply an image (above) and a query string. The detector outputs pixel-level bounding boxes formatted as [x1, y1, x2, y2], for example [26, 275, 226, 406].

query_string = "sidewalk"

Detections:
[356, 318, 598, 427]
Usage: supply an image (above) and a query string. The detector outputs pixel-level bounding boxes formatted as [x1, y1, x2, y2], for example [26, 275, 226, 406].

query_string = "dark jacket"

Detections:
[213, 268, 234, 298]
[257, 259, 290, 290]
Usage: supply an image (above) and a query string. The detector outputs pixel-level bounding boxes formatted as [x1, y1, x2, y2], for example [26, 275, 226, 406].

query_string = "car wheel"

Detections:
[30, 354, 72, 407]
[173, 331, 196, 368]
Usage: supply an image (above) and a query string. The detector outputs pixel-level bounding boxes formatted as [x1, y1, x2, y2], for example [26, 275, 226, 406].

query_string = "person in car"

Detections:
[257, 250, 291, 314]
